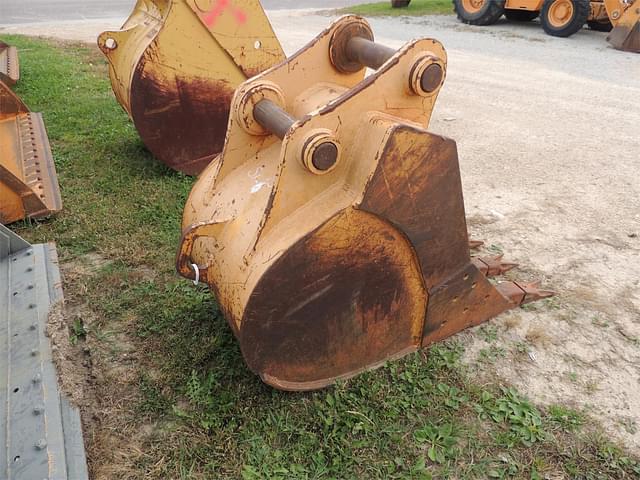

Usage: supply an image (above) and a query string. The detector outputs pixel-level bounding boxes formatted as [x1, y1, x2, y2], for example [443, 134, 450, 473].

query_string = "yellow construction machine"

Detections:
[98, 0, 286, 175]
[176, 15, 552, 391]
[392, 0, 640, 52]
[0, 57, 62, 225]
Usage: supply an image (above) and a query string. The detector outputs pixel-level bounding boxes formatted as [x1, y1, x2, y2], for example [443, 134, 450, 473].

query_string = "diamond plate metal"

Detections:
[1, 224, 88, 480]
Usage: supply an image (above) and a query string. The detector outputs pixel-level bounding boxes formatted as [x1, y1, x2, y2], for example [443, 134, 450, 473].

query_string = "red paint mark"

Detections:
[202, 0, 248, 28]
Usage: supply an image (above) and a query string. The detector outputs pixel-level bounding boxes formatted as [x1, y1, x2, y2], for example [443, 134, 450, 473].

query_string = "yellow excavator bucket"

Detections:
[98, 0, 286, 175]
[0, 81, 62, 224]
[0, 41, 19, 86]
[176, 16, 552, 391]
[606, 0, 640, 52]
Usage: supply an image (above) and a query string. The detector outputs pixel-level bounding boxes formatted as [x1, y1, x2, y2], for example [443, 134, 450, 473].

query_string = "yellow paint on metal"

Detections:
[177, 16, 447, 386]
[175, 15, 553, 390]
[0, 82, 61, 224]
[173, 14, 539, 391]
[97, 0, 286, 174]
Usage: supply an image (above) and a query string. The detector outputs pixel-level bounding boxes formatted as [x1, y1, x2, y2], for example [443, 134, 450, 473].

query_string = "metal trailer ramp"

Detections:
[1, 224, 88, 480]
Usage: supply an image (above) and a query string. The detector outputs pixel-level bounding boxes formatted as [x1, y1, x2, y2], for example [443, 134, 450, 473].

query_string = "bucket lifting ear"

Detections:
[177, 15, 552, 391]
[0, 81, 62, 225]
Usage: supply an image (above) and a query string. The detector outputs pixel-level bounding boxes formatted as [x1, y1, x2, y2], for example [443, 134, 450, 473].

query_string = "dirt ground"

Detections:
[4, 10, 639, 454]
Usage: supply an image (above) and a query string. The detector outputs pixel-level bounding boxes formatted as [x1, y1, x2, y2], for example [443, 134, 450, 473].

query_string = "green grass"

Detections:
[5, 35, 640, 479]
[341, 0, 453, 17]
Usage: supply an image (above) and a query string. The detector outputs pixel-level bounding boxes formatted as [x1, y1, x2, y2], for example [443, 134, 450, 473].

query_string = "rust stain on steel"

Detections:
[240, 209, 425, 389]
[358, 126, 516, 348]
[176, 15, 553, 391]
[360, 126, 470, 290]
[422, 263, 515, 346]
[471, 255, 518, 277]
[130, 58, 235, 175]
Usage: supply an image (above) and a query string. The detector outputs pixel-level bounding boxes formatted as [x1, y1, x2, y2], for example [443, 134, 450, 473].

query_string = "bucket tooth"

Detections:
[97, 0, 286, 175]
[497, 280, 554, 306]
[0, 82, 61, 224]
[472, 254, 518, 277]
[0, 41, 19, 86]
[177, 16, 551, 390]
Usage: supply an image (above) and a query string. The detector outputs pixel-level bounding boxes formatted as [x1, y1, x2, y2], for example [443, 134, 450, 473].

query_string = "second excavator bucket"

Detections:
[98, 0, 286, 175]
[176, 16, 552, 391]
[607, 0, 640, 52]
[0, 81, 62, 224]
[0, 41, 19, 86]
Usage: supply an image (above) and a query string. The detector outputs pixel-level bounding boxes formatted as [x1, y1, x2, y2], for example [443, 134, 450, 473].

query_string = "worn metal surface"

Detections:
[0, 224, 88, 480]
[98, 0, 286, 175]
[176, 15, 552, 391]
[253, 99, 296, 139]
[606, 0, 640, 52]
[0, 41, 19, 86]
[0, 82, 62, 225]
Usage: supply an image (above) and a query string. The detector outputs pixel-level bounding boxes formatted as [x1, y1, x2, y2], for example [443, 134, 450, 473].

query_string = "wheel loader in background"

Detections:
[0, 45, 62, 225]
[392, 0, 640, 52]
[176, 15, 552, 391]
[98, 0, 285, 175]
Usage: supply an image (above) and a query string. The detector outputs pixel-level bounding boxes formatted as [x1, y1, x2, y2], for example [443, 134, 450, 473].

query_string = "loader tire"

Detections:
[587, 20, 612, 32]
[453, 0, 506, 26]
[540, 0, 590, 37]
[504, 9, 539, 21]
[391, 0, 411, 7]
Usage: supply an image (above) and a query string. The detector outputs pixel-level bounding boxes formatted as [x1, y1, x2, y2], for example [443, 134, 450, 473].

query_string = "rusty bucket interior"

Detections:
[176, 15, 552, 391]
[98, 0, 286, 175]
[0, 81, 62, 225]
[0, 40, 19, 86]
